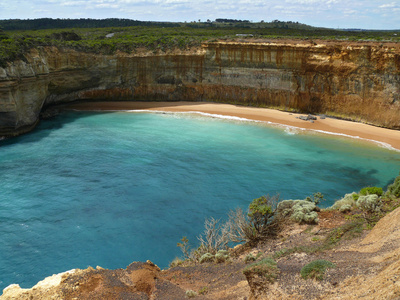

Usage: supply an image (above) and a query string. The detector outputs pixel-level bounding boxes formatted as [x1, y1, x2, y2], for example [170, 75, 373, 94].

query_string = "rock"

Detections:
[243, 258, 279, 300]
[1, 41, 400, 137]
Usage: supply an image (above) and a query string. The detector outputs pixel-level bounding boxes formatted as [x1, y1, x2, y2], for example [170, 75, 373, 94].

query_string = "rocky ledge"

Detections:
[3, 203, 400, 300]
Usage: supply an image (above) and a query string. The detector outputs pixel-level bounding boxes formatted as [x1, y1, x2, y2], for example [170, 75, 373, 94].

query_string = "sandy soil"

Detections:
[66, 101, 400, 151]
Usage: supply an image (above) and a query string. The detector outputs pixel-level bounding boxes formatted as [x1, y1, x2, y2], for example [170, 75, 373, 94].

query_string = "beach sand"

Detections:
[66, 101, 400, 151]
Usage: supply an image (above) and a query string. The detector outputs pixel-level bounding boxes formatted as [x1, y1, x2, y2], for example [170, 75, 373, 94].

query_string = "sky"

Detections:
[0, 0, 399, 30]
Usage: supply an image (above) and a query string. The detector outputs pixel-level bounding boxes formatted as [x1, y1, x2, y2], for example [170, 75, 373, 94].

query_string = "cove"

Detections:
[1, 110, 400, 290]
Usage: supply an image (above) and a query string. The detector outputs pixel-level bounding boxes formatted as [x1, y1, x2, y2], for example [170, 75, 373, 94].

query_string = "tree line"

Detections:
[0, 18, 181, 30]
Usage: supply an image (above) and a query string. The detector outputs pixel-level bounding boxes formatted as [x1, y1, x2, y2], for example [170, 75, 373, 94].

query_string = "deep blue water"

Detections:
[1, 111, 400, 290]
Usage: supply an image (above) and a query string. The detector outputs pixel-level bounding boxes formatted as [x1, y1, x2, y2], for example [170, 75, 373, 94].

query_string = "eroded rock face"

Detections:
[1, 42, 400, 136]
[1, 261, 187, 300]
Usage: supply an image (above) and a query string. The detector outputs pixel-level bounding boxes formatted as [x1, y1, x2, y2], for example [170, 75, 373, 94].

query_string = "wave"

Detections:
[72, 108, 399, 152]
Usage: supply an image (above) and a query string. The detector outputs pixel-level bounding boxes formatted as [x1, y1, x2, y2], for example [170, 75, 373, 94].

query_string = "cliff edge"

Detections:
[1, 40, 400, 136]
[2, 201, 400, 299]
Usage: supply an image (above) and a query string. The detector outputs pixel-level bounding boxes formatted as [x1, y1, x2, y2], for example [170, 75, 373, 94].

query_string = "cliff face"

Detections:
[1, 42, 400, 136]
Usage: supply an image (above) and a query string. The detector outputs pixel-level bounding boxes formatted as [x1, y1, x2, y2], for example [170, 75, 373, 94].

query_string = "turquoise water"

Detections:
[1, 111, 400, 290]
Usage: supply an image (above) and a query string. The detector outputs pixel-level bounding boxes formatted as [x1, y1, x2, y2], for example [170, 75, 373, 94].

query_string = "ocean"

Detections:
[0, 110, 399, 290]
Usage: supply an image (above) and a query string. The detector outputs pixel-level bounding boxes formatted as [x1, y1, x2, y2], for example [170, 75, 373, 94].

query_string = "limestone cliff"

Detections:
[1, 41, 399, 136]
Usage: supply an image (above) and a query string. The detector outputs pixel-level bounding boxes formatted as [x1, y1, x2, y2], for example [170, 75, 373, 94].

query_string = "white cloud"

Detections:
[61, 1, 87, 6]
[95, 3, 120, 8]
[379, 2, 398, 9]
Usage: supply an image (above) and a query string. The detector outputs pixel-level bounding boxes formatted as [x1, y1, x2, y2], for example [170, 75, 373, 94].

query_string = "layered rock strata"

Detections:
[0, 41, 399, 136]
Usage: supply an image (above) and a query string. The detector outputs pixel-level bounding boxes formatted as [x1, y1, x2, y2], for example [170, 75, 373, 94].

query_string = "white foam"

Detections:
[126, 109, 261, 123]
[72, 108, 400, 152]
[312, 129, 398, 151]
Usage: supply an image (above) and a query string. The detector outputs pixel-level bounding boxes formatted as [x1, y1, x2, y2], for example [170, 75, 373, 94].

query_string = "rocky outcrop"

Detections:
[1, 41, 400, 136]
[3, 206, 400, 299]
[0, 261, 188, 300]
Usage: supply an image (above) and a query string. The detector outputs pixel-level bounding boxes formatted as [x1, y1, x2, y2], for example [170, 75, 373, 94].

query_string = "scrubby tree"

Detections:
[228, 194, 280, 245]
[248, 195, 277, 235]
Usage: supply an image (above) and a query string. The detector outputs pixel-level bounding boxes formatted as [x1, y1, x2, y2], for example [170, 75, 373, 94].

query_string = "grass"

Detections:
[272, 219, 366, 259]
[300, 259, 336, 280]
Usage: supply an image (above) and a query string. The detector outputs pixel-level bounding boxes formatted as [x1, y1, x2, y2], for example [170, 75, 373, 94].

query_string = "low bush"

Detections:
[199, 253, 214, 264]
[215, 250, 230, 263]
[360, 187, 383, 196]
[244, 252, 262, 263]
[356, 194, 381, 212]
[276, 200, 319, 224]
[300, 259, 336, 281]
[169, 257, 184, 268]
[185, 289, 198, 298]
[243, 258, 279, 283]
[387, 173, 400, 197]
[330, 193, 357, 211]
[198, 286, 208, 295]
[339, 204, 352, 213]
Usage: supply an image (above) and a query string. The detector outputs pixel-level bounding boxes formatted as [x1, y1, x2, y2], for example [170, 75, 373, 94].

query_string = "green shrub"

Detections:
[276, 200, 319, 224]
[356, 194, 381, 212]
[387, 174, 400, 197]
[339, 204, 352, 213]
[199, 253, 214, 264]
[185, 289, 197, 298]
[243, 258, 279, 283]
[305, 192, 325, 205]
[300, 259, 336, 281]
[215, 250, 229, 263]
[198, 286, 208, 295]
[248, 195, 275, 233]
[227, 194, 280, 245]
[244, 253, 257, 263]
[360, 187, 383, 196]
[331, 193, 357, 210]
[244, 252, 262, 263]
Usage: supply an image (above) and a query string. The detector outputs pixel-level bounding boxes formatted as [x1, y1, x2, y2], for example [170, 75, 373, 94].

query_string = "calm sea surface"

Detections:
[1, 111, 399, 289]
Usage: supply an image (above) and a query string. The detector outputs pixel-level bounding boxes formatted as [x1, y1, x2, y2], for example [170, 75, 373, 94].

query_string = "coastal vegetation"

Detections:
[169, 172, 400, 295]
[243, 257, 279, 283]
[300, 259, 336, 281]
[0, 18, 399, 67]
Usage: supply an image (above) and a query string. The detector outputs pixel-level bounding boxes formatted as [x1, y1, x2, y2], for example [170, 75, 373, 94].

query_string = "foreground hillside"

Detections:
[3, 181, 400, 299]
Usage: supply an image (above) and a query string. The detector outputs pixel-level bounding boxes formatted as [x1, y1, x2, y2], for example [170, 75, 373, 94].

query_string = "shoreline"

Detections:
[65, 101, 400, 151]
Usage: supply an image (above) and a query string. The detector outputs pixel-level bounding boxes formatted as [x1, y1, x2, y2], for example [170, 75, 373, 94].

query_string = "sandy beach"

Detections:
[66, 101, 400, 151]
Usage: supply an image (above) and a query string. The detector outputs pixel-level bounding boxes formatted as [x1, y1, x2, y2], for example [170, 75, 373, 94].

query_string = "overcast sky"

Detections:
[0, 0, 399, 30]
